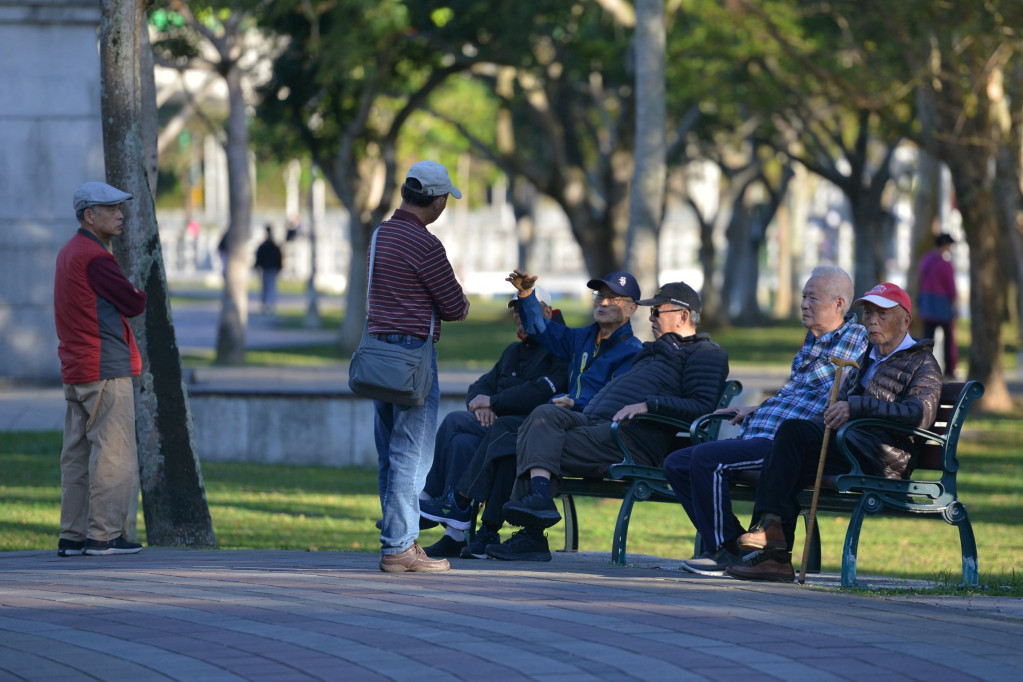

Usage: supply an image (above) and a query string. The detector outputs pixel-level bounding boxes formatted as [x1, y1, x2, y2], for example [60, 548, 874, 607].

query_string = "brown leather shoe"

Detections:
[737, 518, 786, 552]
[725, 551, 795, 583]
[379, 542, 451, 573]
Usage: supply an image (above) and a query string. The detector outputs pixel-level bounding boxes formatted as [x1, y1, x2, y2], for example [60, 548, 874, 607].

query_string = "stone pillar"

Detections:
[0, 1, 105, 381]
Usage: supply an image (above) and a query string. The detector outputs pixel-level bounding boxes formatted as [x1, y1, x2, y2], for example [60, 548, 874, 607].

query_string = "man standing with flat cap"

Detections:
[371, 160, 470, 573]
[54, 182, 147, 557]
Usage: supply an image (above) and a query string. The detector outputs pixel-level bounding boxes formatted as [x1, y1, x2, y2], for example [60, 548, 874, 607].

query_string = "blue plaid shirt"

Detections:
[740, 314, 867, 440]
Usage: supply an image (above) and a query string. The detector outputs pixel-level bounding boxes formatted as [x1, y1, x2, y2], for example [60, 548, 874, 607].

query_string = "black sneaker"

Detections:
[376, 517, 439, 531]
[460, 526, 500, 559]
[502, 491, 562, 528]
[485, 528, 552, 562]
[423, 534, 467, 558]
[57, 538, 85, 557]
[419, 490, 471, 531]
[680, 547, 741, 576]
[84, 536, 143, 556]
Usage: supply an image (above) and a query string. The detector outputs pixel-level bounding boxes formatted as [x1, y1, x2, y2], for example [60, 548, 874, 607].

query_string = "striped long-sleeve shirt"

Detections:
[366, 209, 469, 342]
[739, 314, 868, 440]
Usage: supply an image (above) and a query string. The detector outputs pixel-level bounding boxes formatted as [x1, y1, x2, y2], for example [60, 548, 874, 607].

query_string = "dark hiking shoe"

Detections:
[460, 526, 501, 559]
[485, 528, 552, 562]
[423, 534, 467, 558]
[502, 491, 562, 529]
[737, 518, 786, 552]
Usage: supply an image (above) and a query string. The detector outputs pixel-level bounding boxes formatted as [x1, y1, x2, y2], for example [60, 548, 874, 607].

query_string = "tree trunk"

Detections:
[847, 192, 890, 297]
[946, 155, 1012, 411]
[907, 148, 941, 336]
[100, 0, 215, 547]
[626, 0, 666, 307]
[215, 62, 252, 365]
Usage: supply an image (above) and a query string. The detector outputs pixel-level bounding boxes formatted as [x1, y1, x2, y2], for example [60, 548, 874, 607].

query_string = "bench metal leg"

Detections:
[841, 494, 877, 587]
[560, 495, 579, 552]
[611, 483, 641, 566]
[945, 501, 979, 587]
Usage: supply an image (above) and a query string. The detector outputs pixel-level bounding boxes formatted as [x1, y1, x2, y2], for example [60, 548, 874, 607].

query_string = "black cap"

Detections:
[586, 271, 641, 301]
[936, 233, 955, 247]
[637, 282, 702, 314]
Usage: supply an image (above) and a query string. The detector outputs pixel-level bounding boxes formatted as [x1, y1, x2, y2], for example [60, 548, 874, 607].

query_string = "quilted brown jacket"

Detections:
[837, 338, 943, 478]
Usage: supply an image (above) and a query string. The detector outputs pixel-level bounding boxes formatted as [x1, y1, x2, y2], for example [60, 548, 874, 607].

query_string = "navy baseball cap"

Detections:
[586, 271, 641, 301]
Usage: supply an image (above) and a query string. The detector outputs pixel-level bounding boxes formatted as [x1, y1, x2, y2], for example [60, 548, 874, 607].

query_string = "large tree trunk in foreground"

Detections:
[100, 0, 216, 547]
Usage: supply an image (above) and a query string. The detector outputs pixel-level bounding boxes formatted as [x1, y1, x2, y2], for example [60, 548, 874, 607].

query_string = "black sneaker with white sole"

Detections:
[680, 547, 741, 576]
[84, 536, 143, 556]
[57, 539, 85, 557]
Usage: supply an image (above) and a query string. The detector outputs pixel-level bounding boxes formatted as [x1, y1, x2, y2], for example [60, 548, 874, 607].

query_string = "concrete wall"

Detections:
[0, 1, 104, 381]
[190, 390, 468, 467]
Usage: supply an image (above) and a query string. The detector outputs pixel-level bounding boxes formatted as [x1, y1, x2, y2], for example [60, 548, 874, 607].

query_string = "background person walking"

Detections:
[254, 224, 283, 316]
[918, 233, 957, 377]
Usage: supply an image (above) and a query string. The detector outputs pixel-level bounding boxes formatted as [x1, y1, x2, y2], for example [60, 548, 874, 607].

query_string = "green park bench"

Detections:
[560, 379, 983, 587]
[557, 379, 743, 566]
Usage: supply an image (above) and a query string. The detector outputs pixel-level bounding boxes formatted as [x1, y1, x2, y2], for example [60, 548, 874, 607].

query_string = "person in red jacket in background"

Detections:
[917, 233, 958, 377]
[53, 182, 148, 557]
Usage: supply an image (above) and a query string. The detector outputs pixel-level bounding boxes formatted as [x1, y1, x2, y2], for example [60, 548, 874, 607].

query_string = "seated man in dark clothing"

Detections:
[488, 279, 730, 562]
[422, 270, 645, 560]
[727, 282, 943, 582]
[419, 288, 567, 557]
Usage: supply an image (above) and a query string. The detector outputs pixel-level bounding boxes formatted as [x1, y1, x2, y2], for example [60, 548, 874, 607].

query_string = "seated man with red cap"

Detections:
[727, 283, 943, 582]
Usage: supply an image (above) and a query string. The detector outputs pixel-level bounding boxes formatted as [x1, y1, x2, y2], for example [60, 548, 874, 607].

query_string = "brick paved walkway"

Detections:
[1, 549, 1021, 681]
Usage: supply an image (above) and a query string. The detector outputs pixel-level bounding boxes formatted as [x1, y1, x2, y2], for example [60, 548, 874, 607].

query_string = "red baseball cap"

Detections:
[854, 282, 912, 315]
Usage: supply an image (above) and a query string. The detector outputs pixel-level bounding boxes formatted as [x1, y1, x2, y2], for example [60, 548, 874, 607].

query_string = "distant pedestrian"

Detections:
[918, 233, 957, 377]
[54, 182, 147, 557]
[254, 224, 283, 315]
[371, 161, 470, 573]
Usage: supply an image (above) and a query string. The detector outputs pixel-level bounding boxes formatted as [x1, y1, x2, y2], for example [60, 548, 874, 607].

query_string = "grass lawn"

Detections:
[3, 416, 1020, 594]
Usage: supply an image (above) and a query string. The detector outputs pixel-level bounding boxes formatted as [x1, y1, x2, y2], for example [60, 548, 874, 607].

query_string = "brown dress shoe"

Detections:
[725, 551, 795, 583]
[379, 542, 451, 573]
[737, 518, 786, 552]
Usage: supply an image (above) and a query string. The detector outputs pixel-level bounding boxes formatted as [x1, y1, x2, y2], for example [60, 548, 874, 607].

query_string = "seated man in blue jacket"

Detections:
[489, 279, 730, 561]
[421, 272, 644, 559]
[418, 287, 568, 557]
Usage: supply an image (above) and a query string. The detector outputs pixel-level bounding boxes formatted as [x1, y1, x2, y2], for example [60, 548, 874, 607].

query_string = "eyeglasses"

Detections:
[593, 292, 632, 305]
[650, 307, 688, 318]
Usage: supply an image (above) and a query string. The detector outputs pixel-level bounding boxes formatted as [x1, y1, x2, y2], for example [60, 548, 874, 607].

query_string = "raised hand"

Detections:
[506, 269, 538, 294]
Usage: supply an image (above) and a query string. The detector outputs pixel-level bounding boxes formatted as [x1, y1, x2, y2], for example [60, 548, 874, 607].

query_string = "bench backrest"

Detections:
[915, 380, 985, 473]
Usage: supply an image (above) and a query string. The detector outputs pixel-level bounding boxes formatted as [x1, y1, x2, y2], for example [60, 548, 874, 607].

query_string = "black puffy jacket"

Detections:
[838, 338, 943, 478]
[466, 336, 568, 416]
[585, 332, 729, 465]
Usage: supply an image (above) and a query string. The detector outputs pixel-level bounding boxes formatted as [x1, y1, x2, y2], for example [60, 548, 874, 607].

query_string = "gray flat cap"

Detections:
[73, 182, 132, 212]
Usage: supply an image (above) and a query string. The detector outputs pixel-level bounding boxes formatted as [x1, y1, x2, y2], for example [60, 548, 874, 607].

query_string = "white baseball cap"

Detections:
[406, 160, 462, 199]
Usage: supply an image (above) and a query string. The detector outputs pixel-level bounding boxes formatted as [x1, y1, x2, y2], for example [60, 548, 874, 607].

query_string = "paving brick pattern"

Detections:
[1, 549, 1021, 681]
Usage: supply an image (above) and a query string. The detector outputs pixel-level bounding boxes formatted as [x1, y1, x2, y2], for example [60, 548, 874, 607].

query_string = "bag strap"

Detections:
[367, 228, 435, 339]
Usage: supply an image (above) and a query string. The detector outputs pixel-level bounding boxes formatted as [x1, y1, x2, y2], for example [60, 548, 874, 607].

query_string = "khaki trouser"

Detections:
[59, 378, 139, 542]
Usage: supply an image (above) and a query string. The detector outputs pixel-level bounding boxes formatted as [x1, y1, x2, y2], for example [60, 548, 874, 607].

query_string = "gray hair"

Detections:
[809, 265, 854, 314]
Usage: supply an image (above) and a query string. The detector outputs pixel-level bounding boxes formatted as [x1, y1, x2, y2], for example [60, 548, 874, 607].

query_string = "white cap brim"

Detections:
[855, 294, 899, 309]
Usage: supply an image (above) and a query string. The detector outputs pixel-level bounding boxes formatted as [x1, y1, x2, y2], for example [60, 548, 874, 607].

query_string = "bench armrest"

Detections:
[833, 418, 947, 477]
[689, 412, 735, 445]
[610, 413, 693, 465]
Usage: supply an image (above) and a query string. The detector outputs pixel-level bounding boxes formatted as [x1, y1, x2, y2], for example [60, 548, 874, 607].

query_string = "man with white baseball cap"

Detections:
[54, 182, 146, 557]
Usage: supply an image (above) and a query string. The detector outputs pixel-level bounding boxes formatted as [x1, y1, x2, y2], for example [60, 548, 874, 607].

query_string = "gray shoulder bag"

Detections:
[347, 228, 435, 406]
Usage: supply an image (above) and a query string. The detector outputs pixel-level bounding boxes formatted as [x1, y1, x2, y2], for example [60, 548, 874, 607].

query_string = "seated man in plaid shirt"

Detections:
[663, 266, 868, 577]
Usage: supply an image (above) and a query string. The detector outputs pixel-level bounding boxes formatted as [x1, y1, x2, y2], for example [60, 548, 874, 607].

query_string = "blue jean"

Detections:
[662, 437, 772, 553]
[373, 334, 440, 554]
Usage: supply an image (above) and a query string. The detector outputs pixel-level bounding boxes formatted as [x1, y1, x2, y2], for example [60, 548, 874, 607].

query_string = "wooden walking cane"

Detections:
[798, 355, 860, 584]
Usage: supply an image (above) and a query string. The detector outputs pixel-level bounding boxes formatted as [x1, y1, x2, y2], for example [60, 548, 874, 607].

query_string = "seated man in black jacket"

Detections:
[419, 287, 567, 557]
[488, 279, 730, 561]
[727, 282, 943, 582]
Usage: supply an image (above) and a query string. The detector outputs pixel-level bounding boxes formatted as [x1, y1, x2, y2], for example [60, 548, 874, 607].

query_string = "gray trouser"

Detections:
[60, 377, 139, 542]
[511, 403, 622, 500]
